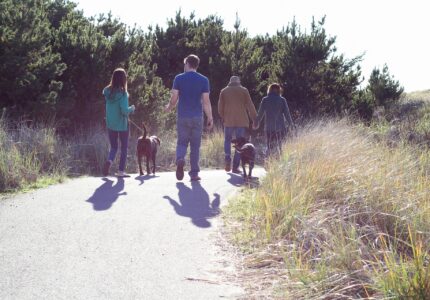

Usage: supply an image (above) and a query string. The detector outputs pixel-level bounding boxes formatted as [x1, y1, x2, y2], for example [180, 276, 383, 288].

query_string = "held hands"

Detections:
[206, 117, 214, 130]
[252, 120, 259, 130]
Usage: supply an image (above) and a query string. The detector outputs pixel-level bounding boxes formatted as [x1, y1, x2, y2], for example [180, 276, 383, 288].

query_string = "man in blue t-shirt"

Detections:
[165, 54, 214, 181]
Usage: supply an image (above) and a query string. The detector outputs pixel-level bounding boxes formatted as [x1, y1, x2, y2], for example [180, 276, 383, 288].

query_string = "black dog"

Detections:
[137, 123, 161, 175]
[231, 137, 255, 179]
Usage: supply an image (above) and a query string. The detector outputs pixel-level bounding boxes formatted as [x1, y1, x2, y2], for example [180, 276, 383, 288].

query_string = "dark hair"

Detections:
[184, 54, 200, 69]
[267, 83, 282, 95]
[107, 68, 127, 94]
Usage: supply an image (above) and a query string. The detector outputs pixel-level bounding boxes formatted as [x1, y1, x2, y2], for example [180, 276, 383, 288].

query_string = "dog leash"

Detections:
[128, 118, 145, 133]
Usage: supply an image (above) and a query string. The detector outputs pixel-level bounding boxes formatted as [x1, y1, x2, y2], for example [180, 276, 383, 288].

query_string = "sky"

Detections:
[75, 0, 430, 92]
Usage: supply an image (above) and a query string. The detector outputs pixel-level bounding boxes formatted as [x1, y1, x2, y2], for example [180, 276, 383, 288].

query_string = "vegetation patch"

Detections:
[226, 119, 430, 299]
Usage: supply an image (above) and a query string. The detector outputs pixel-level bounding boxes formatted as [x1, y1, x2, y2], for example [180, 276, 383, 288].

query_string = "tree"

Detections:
[0, 0, 66, 120]
[271, 17, 362, 116]
[367, 64, 404, 108]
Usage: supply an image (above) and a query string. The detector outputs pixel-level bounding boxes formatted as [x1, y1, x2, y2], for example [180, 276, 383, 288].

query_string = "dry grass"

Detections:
[0, 117, 228, 192]
[226, 119, 430, 299]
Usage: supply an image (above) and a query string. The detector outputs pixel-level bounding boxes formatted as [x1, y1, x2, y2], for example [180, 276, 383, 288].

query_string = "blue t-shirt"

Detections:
[172, 71, 210, 118]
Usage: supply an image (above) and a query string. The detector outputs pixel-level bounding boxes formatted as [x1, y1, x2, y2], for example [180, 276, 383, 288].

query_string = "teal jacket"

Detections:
[256, 93, 294, 133]
[103, 87, 134, 131]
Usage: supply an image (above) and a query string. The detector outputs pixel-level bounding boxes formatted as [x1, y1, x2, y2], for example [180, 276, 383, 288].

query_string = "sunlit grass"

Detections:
[226, 119, 430, 298]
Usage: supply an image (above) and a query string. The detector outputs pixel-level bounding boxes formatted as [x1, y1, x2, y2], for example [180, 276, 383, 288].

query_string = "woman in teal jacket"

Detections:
[102, 68, 135, 177]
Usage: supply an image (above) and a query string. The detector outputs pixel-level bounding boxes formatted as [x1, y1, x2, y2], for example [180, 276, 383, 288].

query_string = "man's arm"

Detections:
[253, 99, 265, 129]
[217, 91, 224, 121]
[202, 92, 213, 129]
[245, 89, 257, 124]
[164, 89, 179, 112]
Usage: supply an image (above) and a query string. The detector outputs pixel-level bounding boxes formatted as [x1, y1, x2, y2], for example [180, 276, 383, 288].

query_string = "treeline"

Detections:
[0, 0, 403, 132]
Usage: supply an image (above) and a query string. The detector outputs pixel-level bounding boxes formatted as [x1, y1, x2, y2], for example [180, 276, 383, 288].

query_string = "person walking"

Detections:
[164, 54, 214, 181]
[102, 68, 135, 177]
[253, 83, 294, 155]
[218, 76, 257, 173]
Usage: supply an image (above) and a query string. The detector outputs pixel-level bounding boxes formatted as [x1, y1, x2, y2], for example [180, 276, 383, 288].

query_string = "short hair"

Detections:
[267, 83, 282, 95]
[184, 54, 200, 69]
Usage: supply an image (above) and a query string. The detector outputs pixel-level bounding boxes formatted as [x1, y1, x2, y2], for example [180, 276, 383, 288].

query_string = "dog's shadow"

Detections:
[163, 182, 221, 228]
[134, 174, 159, 185]
[227, 173, 260, 188]
[86, 177, 126, 211]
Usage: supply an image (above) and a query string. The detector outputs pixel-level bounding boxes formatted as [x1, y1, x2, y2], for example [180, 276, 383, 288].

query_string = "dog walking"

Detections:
[218, 76, 257, 174]
[164, 54, 214, 181]
[102, 68, 135, 177]
[253, 83, 294, 156]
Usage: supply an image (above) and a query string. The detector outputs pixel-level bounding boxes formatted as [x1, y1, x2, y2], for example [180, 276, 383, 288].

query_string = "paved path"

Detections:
[0, 169, 263, 300]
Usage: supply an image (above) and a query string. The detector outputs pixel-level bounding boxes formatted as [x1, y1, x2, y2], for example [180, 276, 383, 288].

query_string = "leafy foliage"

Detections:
[0, 1, 404, 129]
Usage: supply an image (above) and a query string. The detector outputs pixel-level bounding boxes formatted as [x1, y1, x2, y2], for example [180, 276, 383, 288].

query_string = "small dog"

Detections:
[231, 137, 255, 179]
[137, 123, 161, 176]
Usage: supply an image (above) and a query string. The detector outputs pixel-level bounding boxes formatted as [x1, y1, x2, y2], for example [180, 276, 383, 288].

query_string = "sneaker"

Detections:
[176, 159, 185, 181]
[224, 159, 231, 172]
[115, 171, 130, 178]
[232, 168, 242, 174]
[103, 160, 112, 176]
[190, 175, 201, 181]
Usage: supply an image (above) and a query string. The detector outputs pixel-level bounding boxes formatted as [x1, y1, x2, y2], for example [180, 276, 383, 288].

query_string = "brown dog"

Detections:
[231, 137, 255, 179]
[137, 123, 161, 176]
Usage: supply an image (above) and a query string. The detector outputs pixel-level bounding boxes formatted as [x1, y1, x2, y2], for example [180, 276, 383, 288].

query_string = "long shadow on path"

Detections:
[86, 177, 126, 211]
[163, 182, 220, 228]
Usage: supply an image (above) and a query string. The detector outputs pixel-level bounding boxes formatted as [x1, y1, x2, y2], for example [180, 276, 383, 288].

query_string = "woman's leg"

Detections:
[118, 129, 129, 172]
[107, 129, 119, 162]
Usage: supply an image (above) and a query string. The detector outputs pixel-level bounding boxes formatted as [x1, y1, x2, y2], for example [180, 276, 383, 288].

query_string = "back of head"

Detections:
[184, 54, 200, 70]
[267, 83, 282, 96]
[229, 76, 240, 85]
[109, 68, 127, 94]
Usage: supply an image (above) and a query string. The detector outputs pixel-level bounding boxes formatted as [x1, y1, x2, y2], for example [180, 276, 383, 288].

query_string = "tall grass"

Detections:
[0, 116, 228, 192]
[0, 118, 68, 192]
[226, 119, 430, 298]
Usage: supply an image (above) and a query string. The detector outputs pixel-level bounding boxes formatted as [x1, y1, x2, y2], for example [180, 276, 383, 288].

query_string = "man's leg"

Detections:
[224, 127, 233, 171]
[176, 118, 190, 180]
[232, 127, 246, 171]
[189, 117, 203, 178]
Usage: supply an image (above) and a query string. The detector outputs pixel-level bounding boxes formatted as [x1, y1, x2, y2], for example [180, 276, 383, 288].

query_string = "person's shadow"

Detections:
[163, 182, 221, 228]
[86, 178, 126, 211]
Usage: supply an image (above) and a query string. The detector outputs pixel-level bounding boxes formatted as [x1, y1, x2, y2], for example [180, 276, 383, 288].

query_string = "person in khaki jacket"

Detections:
[218, 76, 257, 173]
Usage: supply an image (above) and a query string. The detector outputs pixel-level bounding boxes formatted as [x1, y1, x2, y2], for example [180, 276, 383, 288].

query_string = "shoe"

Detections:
[232, 168, 242, 174]
[176, 160, 185, 181]
[103, 160, 112, 176]
[115, 171, 130, 178]
[190, 175, 201, 181]
[224, 159, 231, 172]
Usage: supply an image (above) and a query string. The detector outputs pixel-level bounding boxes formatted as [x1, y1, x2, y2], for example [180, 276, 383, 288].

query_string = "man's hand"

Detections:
[165, 89, 179, 113]
[252, 121, 259, 130]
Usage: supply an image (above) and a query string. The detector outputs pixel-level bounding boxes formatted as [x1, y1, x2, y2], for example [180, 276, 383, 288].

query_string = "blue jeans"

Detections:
[224, 127, 246, 170]
[107, 129, 129, 172]
[176, 117, 203, 177]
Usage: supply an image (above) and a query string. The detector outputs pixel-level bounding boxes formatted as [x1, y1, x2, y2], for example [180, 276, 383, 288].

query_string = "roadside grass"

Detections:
[226, 119, 430, 299]
[0, 116, 229, 192]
